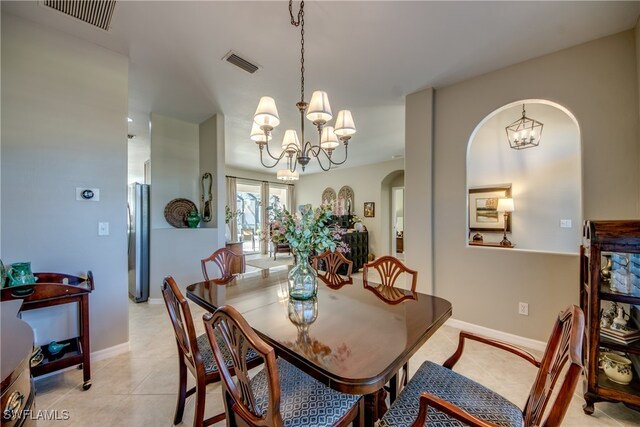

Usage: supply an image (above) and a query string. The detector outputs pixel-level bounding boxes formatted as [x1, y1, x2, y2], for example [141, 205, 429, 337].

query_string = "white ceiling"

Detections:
[3, 1, 640, 182]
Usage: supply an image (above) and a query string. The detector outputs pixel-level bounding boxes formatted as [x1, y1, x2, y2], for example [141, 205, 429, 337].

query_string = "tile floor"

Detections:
[34, 274, 640, 426]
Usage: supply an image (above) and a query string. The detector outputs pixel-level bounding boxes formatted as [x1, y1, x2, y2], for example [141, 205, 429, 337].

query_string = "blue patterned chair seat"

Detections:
[196, 333, 259, 374]
[378, 361, 523, 427]
[251, 358, 361, 427]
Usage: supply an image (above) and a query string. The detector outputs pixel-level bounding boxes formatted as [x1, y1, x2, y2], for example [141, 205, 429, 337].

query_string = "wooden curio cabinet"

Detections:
[580, 221, 640, 414]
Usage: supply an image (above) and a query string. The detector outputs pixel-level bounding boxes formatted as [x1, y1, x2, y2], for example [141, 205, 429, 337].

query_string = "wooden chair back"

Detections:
[204, 305, 281, 427]
[363, 256, 417, 291]
[312, 250, 353, 288]
[201, 247, 245, 282]
[524, 305, 584, 427]
[161, 277, 202, 373]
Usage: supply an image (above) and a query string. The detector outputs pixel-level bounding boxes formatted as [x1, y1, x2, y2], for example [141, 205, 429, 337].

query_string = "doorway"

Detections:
[236, 181, 262, 254]
[391, 187, 405, 258]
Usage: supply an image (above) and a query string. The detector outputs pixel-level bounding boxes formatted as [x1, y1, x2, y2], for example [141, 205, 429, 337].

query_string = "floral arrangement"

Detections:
[225, 205, 238, 224]
[270, 204, 349, 254]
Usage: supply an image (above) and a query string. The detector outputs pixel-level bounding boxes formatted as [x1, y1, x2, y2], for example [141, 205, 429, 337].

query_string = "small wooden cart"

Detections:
[1, 272, 94, 390]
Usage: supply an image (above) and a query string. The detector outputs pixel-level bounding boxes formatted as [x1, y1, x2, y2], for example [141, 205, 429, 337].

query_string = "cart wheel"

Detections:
[82, 381, 92, 391]
[582, 401, 594, 415]
[77, 364, 83, 370]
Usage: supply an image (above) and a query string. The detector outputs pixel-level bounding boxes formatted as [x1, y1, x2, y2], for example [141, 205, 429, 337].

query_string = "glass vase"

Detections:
[288, 250, 318, 300]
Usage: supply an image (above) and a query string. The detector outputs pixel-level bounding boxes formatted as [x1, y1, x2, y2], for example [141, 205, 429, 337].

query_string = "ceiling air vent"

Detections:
[43, 0, 117, 31]
[223, 51, 259, 74]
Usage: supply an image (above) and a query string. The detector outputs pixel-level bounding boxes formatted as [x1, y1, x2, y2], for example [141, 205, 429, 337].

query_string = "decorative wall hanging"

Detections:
[468, 185, 512, 232]
[321, 187, 336, 206]
[364, 202, 375, 218]
[338, 186, 354, 215]
[164, 198, 197, 228]
[201, 172, 213, 222]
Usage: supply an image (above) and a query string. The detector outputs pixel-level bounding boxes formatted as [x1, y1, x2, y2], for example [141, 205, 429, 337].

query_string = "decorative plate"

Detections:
[321, 187, 336, 205]
[164, 198, 197, 228]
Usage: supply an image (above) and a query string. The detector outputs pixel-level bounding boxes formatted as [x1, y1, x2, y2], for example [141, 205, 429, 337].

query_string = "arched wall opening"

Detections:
[466, 99, 582, 254]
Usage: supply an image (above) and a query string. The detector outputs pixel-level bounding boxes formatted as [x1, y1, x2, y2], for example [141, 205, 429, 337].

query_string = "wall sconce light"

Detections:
[497, 198, 514, 246]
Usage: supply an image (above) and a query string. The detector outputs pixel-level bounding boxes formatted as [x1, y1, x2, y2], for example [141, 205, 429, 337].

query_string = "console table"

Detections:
[341, 231, 369, 272]
[1, 272, 94, 390]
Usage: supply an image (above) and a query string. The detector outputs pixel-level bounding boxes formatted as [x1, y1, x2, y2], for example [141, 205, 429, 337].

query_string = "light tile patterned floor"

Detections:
[35, 285, 640, 426]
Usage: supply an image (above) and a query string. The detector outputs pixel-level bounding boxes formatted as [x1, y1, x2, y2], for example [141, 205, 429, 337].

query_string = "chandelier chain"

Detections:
[289, 1, 305, 103]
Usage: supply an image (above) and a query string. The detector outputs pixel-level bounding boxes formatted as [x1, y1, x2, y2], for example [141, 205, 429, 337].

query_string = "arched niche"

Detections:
[466, 100, 582, 254]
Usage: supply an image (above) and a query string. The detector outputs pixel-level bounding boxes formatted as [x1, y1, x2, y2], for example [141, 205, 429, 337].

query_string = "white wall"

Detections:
[405, 89, 434, 293]
[148, 114, 219, 299]
[468, 103, 581, 253]
[1, 15, 129, 351]
[424, 30, 639, 341]
[295, 160, 404, 258]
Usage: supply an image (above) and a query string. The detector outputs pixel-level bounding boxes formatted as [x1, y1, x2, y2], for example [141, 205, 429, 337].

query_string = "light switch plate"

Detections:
[98, 222, 109, 236]
[560, 219, 572, 228]
[76, 187, 100, 201]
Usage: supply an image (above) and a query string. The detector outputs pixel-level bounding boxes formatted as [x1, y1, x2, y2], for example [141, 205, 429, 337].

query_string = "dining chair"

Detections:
[312, 250, 353, 288]
[377, 305, 584, 427]
[363, 256, 418, 301]
[203, 304, 365, 427]
[201, 247, 245, 282]
[241, 227, 256, 251]
[363, 255, 418, 402]
[161, 277, 261, 427]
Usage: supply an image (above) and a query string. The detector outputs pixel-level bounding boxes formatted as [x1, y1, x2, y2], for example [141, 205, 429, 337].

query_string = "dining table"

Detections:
[186, 266, 452, 426]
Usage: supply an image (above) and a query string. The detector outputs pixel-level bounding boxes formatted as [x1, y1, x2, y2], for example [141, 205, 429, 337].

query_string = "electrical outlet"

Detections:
[519, 302, 529, 316]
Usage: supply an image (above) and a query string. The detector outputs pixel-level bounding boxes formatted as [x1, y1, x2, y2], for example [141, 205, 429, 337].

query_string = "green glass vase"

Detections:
[287, 250, 318, 300]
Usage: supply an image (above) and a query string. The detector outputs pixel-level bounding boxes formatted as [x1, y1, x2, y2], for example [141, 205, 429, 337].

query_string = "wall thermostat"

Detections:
[76, 187, 100, 202]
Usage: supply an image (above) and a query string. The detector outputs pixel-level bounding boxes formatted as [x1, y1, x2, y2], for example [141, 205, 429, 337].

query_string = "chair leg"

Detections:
[174, 358, 187, 425]
[193, 376, 207, 427]
[388, 374, 398, 404]
[402, 361, 409, 387]
[353, 398, 365, 427]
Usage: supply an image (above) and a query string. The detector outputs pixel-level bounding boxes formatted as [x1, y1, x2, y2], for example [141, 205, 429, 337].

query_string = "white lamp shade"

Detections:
[250, 122, 272, 143]
[276, 169, 299, 181]
[281, 129, 301, 152]
[497, 198, 515, 212]
[306, 91, 332, 124]
[254, 96, 280, 128]
[334, 110, 356, 137]
[320, 126, 339, 150]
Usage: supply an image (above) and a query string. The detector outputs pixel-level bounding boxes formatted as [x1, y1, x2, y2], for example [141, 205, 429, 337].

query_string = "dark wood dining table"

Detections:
[186, 266, 452, 426]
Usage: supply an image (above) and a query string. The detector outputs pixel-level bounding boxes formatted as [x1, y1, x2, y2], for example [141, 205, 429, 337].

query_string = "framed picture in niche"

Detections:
[468, 185, 511, 232]
[364, 202, 375, 218]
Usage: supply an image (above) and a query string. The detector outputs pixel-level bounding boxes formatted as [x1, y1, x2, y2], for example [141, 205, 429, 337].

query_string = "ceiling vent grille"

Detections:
[223, 51, 259, 74]
[43, 1, 117, 31]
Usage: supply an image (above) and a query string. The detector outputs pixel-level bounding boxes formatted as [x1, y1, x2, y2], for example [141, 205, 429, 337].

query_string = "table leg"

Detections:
[364, 388, 388, 426]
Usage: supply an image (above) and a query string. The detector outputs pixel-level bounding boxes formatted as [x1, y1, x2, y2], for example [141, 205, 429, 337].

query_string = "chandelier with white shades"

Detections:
[250, 1, 356, 181]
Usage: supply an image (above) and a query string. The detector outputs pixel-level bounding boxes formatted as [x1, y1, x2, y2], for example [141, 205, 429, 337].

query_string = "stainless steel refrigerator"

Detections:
[128, 183, 150, 302]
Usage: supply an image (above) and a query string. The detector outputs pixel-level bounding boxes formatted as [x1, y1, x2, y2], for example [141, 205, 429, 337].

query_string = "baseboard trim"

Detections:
[90, 341, 130, 362]
[147, 298, 164, 304]
[445, 318, 546, 352]
[34, 341, 130, 381]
